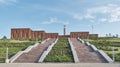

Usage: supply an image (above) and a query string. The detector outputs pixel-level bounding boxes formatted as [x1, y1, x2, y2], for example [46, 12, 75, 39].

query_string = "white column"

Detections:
[5, 47, 9, 63]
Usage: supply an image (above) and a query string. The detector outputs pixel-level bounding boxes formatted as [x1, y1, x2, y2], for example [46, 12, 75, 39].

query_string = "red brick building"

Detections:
[31, 31, 46, 39]
[11, 28, 32, 40]
[11, 28, 98, 39]
[45, 33, 58, 38]
[70, 32, 89, 38]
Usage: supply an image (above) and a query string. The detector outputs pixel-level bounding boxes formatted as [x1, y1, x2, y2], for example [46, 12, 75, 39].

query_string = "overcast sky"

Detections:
[0, 0, 120, 38]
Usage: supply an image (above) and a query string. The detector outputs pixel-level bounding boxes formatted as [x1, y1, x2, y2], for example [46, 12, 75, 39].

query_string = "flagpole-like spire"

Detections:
[64, 25, 66, 36]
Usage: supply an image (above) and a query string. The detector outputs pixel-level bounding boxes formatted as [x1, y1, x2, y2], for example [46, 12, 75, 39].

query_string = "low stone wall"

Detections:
[85, 42, 91, 46]
[41, 38, 50, 44]
[68, 38, 79, 63]
[9, 51, 23, 63]
[77, 38, 84, 43]
[9, 39, 48, 63]
[38, 38, 58, 63]
[89, 45, 98, 51]
[86, 42, 113, 63]
[98, 50, 113, 63]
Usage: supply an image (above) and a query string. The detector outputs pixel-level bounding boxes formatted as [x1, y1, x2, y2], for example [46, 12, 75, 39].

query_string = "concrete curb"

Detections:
[38, 38, 58, 63]
[98, 50, 113, 63]
[89, 45, 98, 51]
[68, 38, 79, 63]
[78, 38, 84, 43]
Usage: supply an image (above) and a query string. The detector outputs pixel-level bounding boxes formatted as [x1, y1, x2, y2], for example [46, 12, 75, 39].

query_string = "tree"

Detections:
[106, 34, 108, 37]
[1, 36, 7, 40]
[109, 33, 112, 37]
[116, 34, 119, 38]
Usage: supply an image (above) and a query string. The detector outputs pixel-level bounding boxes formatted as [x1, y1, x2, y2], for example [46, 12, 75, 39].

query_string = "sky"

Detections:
[0, 0, 120, 38]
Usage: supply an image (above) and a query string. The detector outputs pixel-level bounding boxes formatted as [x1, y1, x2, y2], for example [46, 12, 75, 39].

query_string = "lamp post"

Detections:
[92, 25, 93, 34]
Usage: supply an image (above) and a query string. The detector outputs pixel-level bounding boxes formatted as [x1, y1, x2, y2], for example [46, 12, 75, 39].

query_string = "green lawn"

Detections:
[44, 38, 74, 62]
[0, 39, 38, 63]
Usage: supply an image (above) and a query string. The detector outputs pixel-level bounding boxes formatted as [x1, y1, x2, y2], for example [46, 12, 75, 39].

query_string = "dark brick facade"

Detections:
[89, 34, 98, 38]
[59, 35, 70, 38]
[11, 28, 98, 39]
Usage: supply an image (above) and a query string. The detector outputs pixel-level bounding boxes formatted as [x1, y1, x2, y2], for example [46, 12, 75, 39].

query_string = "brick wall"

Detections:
[45, 33, 58, 38]
[70, 32, 89, 38]
[31, 31, 46, 39]
[59, 35, 70, 38]
[11, 28, 32, 39]
[11, 28, 98, 39]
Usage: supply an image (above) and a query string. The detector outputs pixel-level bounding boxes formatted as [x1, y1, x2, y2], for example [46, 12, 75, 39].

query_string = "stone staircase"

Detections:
[13, 38, 56, 63]
[70, 38, 107, 63]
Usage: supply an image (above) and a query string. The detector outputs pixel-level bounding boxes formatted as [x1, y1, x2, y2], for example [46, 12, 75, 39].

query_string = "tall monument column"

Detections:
[64, 25, 66, 36]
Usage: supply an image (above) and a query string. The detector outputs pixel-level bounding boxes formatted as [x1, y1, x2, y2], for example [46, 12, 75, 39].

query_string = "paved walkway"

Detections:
[13, 38, 56, 63]
[70, 38, 107, 63]
[0, 63, 119, 67]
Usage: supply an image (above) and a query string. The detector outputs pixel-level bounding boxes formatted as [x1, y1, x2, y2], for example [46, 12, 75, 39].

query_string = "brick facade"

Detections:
[45, 33, 58, 38]
[31, 31, 46, 39]
[70, 32, 89, 38]
[59, 35, 70, 38]
[11, 28, 98, 39]
[11, 28, 32, 40]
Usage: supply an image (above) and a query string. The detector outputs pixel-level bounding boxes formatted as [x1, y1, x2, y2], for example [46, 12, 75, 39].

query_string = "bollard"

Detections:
[5, 47, 9, 63]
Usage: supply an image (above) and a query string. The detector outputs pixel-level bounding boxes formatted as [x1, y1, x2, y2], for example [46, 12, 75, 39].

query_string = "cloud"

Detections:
[73, 4, 120, 23]
[41, 17, 69, 25]
[0, 0, 17, 4]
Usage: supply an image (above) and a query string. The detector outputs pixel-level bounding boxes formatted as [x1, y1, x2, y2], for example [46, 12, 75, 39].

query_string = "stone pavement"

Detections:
[0, 63, 119, 67]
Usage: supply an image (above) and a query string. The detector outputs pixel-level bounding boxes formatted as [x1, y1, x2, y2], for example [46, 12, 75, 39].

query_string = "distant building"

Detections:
[89, 34, 98, 38]
[70, 32, 89, 38]
[11, 26, 98, 39]
[11, 28, 32, 40]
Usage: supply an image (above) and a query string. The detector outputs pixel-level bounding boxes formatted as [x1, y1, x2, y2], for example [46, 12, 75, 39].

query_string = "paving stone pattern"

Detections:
[13, 38, 56, 63]
[70, 38, 107, 63]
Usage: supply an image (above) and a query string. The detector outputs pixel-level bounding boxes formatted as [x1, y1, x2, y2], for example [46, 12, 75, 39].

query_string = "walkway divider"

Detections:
[78, 38, 84, 43]
[9, 38, 49, 63]
[38, 38, 58, 63]
[68, 38, 79, 63]
[98, 50, 113, 63]
[85, 42, 113, 63]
